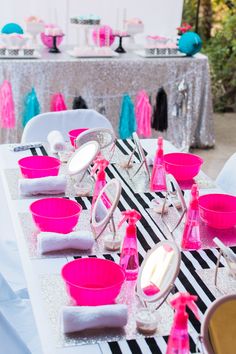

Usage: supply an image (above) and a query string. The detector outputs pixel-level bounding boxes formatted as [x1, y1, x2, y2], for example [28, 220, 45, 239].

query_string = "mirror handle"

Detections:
[155, 283, 175, 310]
[196, 335, 205, 354]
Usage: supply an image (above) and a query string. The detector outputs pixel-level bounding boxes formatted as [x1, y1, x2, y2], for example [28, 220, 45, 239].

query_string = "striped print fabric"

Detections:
[30, 141, 232, 353]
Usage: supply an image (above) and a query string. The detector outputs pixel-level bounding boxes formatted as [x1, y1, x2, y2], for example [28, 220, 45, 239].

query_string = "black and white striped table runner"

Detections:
[29, 141, 230, 353]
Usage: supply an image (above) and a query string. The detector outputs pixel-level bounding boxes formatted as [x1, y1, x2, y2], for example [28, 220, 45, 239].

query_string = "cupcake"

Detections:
[168, 43, 178, 55]
[8, 47, 19, 56]
[145, 47, 155, 55]
[0, 47, 6, 56]
[23, 48, 35, 56]
[70, 17, 78, 24]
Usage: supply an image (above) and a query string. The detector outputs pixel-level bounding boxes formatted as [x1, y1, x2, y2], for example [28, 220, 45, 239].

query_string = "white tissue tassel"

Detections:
[37, 231, 94, 254]
[47, 130, 66, 153]
[19, 175, 67, 196]
[61, 304, 128, 333]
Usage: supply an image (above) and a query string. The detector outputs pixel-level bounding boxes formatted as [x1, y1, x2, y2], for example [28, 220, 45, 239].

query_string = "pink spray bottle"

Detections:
[166, 292, 199, 354]
[181, 184, 201, 250]
[119, 209, 141, 281]
[150, 136, 166, 191]
[90, 157, 109, 216]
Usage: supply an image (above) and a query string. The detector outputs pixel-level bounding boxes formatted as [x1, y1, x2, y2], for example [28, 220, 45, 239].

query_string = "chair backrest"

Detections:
[215, 152, 236, 196]
[21, 109, 113, 143]
[201, 294, 236, 354]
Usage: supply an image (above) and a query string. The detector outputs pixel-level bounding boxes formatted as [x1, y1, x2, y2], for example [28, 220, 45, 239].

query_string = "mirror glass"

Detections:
[92, 179, 121, 229]
[67, 140, 100, 176]
[76, 128, 115, 150]
[207, 298, 236, 354]
[138, 241, 180, 303]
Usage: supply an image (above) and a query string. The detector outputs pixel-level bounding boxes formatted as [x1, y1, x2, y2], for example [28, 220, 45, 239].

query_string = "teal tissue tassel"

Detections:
[22, 88, 40, 127]
[119, 94, 136, 139]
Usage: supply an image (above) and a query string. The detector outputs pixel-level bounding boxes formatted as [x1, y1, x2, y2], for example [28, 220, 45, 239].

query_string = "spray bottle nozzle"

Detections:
[157, 136, 163, 147]
[118, 209, 141, 229]
[170, 292, 200, 321]
[191, 184, 199, 197]
[91, 157, 109, 176]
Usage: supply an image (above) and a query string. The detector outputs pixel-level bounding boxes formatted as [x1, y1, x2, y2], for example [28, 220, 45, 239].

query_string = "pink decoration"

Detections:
[135, 90, 152, 138]
[40, 24, 64, 48]
[177, 22, 192, 34]
[0, 80, 16, 129]
[92, 25, 115, 47]
[50, 93, 67, 112]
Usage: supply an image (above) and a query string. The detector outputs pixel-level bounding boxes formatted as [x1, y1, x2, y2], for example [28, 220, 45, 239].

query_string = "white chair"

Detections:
[21, 109, 113, 143]
[0, 273, 42, 354]
[215, 152, 236, 196]
[199, 294, 236, 354]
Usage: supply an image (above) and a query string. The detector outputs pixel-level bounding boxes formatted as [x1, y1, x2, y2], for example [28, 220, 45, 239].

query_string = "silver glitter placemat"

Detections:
[196, 268, 236, 297]
[112, 164, 215, 194]
[4, 166, 95, 200]
[19, 210, 126, 259]
[146, 207, 236, 249]
[112, 163, 151, 193]
[39, 274, 173, 348]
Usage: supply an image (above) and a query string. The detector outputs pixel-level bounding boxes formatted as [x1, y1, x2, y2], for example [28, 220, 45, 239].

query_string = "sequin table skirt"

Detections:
[0, 51, 214, 149]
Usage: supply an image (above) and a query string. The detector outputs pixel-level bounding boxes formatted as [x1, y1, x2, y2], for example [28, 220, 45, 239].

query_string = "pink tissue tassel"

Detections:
[50, 93, 67, 112]
[0, 80, 16, 129]
[135, 91, 152, 138]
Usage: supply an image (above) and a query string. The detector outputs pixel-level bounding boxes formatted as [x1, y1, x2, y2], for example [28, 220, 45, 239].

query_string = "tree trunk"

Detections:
[200, 0, 213, 40]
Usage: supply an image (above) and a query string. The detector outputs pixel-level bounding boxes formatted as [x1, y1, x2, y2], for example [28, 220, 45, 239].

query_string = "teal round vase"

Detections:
[178, 32, 202, 56]
[2, 23, 24, 34]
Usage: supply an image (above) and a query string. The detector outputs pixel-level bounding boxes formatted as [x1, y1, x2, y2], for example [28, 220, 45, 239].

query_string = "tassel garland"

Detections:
[152, 87, 168, 132]
[22, 88, 40, 127]
[119, 94, 136, 139]
[50, 93, 67, 111]
[0, 80, 16, 129]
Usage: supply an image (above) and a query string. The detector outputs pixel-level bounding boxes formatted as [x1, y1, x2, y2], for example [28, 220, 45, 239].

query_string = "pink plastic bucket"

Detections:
[61, 258, 125, 305]
[68, 128, 88, 148]
[30, 198, 82, 233]
[18, 156, 60, 179]
[164, 153, 203, 180]
[199, 194, 236, 229]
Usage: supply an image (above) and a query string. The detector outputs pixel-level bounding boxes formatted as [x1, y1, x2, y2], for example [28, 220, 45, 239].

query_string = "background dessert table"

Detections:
[0, 50, 214, 149]
[0, 139, 231, 354]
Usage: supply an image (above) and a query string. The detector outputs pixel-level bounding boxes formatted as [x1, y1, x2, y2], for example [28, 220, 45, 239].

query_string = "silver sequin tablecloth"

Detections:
[0, 50, 214, 148]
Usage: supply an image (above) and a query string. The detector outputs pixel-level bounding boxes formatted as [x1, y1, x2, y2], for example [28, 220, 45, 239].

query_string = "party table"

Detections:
[0, 139, 231, 354]
[0, 51, 214, 149]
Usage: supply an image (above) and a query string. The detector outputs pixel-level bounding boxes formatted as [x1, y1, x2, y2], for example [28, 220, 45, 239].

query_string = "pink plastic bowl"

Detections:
[30, 198, 82, 233]
[199, 194, 236, 229]
[18, 156, 60, 179]
[164, 153, 203, 180]
[61, 258, 125, 306]
[68, 128, 89, 148]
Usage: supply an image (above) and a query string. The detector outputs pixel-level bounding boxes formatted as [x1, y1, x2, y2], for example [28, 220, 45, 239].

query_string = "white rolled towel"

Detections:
[47, 130, 66, 153]
[19, 175, 67, 196]
[37, 231, 94, 254]
[61, 304, 128, 333]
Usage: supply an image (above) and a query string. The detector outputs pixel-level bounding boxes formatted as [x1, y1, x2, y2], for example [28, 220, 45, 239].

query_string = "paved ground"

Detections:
[192, 113, 236, 179]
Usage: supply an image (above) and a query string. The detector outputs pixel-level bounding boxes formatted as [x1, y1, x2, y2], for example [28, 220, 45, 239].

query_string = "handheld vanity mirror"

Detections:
[124, 132, 150, 180]
[67, 140, 100, 195]
[136, 240, 181, 334]
[199, 294, 236, 354]
[161, 173, 187, 238]
[91, 178, 122, 250]
[75, 128, 116, 161]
